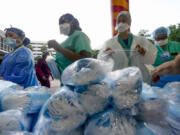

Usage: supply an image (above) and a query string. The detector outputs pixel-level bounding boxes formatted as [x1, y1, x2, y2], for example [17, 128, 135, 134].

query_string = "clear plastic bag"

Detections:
[135, 124, 156, 135]
[61, 58, 113, 86]
[34, 126, 83, 135]
[77, 84, 109, 116]
[141, 82, 180, 134]
[84, 109, 136, 135]
[0, 131, 33, 135]
[34, 86, 87, 134]
[138, 99, 168, 125]
[46, 56, 61, 79]
[0, 80, 23, 92]
[0, 109, 32, 131]
[0, 86, 51, 114]
[102, 67, 142, 111]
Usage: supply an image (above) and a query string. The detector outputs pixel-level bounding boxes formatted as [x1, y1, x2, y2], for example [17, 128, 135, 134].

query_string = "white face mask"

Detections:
[115, 23, 130, 33]
[155, 39, 168, 46]
[59, 23, 71, 35]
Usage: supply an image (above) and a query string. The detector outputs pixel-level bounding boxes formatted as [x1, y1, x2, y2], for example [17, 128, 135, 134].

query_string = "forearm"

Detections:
[157, 57, 180, 76]
[55, 45, 90, 62]
[173, 53, 180, 74]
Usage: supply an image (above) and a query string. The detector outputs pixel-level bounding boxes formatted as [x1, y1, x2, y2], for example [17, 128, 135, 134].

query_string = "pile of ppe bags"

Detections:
[0, 80, 52, 134]
[1, 58, 180, 135]
[34, 58, 180, 135]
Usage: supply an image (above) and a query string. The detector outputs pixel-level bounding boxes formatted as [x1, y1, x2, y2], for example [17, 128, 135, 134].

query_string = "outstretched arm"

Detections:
[151, 53, 180, 83]
[48, 40, 91, 62]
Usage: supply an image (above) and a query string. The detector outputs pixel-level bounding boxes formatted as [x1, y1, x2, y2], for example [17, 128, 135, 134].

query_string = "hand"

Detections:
[151, 61, 175, 83]
[136, 45, 146, 56]
[47, 40, 59, 49]
[103, 48, 114, 56]
[42, 76, 46, 81]
[151, 70, 161, 84]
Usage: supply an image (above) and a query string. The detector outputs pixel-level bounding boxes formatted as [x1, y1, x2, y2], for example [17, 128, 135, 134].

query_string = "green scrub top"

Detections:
[118, 33, 133, 66]
[55, 30, 92, 77]
[153, 41, 180, 67]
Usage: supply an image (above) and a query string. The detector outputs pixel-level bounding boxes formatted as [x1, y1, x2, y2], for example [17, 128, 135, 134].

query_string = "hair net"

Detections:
[152, 26, 170, 40]
[42, 50, 49, 57]
[23, 37, 30, 46]
[4, 27, 30, 46]
[116, 11, 132, 26]
[59, 13, 81, 30]
[5, 27, 25, 38]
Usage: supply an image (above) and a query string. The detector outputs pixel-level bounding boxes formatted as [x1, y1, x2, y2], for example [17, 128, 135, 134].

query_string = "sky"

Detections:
[0, 0, 180, 49]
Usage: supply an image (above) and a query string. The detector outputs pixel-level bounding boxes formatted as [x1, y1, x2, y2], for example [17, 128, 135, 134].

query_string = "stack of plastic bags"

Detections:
[1, 57, 180, 135]
[0, 86, 51, 113]
[34, 58, 180, 135]
[0, 80, 52, 134]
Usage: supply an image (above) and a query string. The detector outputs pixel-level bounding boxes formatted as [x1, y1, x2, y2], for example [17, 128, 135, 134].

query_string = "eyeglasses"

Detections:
[155, 36, 168, 41]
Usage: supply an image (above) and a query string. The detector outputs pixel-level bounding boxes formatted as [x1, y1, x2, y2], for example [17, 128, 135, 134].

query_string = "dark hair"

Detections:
[23, 38, 31, 46]
[59, 13, 82, 31]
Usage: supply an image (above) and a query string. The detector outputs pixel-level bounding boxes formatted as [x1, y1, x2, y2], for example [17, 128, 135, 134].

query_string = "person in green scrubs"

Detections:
[153, 26, 180, 67]
[48, 13, 92, 84]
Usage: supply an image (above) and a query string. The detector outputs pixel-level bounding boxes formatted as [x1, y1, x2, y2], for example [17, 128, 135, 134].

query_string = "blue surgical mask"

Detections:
[5, 37, 19, 48]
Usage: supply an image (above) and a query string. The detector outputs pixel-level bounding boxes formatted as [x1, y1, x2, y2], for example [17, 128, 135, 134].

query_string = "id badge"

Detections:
[161, 52, 170, 61]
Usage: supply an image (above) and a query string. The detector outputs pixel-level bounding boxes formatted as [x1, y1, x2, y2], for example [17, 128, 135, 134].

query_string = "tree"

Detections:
[138, 29, 154, 44]
[138, 29, 151, 38]
[91, 49, 99, 58]
[34, 56, 41, 63]
[41, 45, 48, 52]
[168, 23, 180, 42]
[26, 44, 33, 51]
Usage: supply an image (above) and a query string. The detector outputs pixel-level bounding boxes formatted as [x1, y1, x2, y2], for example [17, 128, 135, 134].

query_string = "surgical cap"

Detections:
[42, 50, 49, 57]
[116, 11, 132, 26]
[153, 26, 170, 40]
[5, 27, 25, 38]
[4, 27, 30, 46]
[59, 13, 80, 29]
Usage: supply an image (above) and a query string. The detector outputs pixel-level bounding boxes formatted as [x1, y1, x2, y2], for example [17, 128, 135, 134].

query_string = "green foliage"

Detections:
[26, 44, 33, 51]
[168, 23, 180, 42]
[34, 56, 41, 63]
[91, 49, 99, 58]
[138, 29, 154, 44]
[138, 29, 151, 38]
[41, 45, 48, 52]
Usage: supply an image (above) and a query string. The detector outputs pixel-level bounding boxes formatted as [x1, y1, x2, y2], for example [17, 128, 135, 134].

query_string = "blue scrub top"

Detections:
[0, 46, 39, 88]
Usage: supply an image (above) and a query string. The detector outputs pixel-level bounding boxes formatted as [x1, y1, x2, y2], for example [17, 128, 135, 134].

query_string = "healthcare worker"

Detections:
[48, 13, 92, 83]
[152, 26, 180, 67]
[98, 11, 157, 83]
[0, 27, 39, 88]
[151, 53, 180, 83]
[151, 26, 180, 87]
[36, 50, 54, 88]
